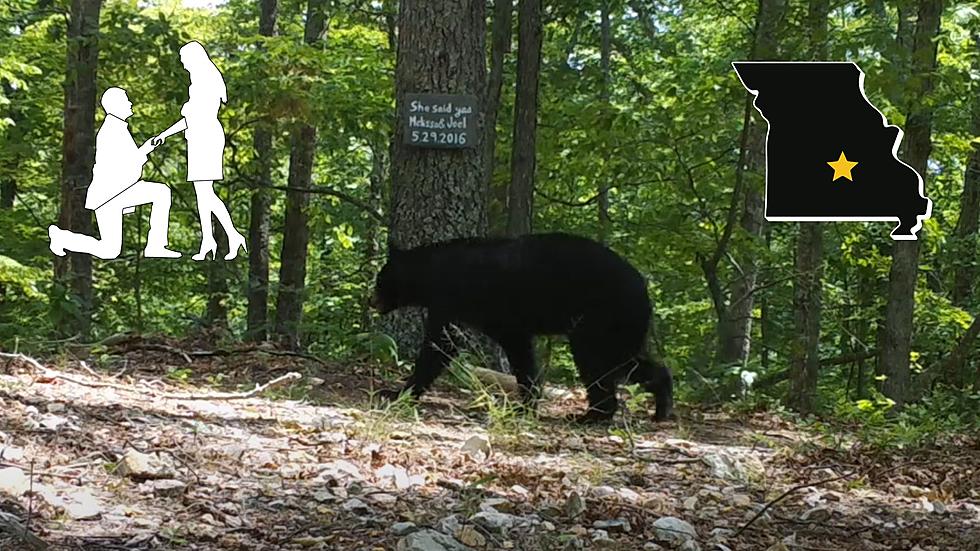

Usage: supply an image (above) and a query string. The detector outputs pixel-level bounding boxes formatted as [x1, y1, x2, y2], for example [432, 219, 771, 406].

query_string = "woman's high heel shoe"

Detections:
[224, 233, 247, 261]
[193, 237, 218, 261]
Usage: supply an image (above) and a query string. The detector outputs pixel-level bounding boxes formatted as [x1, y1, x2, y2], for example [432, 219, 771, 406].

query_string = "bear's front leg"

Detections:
[379, 317, 457, 403]
[575, 379, 618, 424]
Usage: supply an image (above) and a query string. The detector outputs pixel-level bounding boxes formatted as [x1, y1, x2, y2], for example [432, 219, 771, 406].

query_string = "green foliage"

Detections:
[826, 386, 980, 450]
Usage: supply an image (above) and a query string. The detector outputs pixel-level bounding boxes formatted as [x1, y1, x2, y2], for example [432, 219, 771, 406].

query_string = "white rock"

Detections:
[618, 487, 642, 503]
[470, 510, 519, 534]
[652, 516, 698, 545]
[731, 494, 752, 507]
[0, 446, 25, 462]
[591, 486, 616, 499]
[437, 514, 463, 536]
[460, 435, 492, 462]
[679, 540, 702, 551]
[376, 464, 414, 490]
[396, 529, 473, 551]
[139, 479, 187, 497]
[701, 451, 765, 484]
[391, 522, 418, 536]
[116, 450, 174, 480]
[0, 467, 29, 497]
[316, 459, 364, 484]
[65, 489, 101, 520]
[342, 498, 371, 513]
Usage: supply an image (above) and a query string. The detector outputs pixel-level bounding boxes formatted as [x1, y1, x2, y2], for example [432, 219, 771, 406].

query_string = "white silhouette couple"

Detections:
[48, 41, 246, 261]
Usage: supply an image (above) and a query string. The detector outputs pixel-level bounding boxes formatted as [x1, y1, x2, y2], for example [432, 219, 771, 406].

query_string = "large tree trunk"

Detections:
[484, 0, 512, 218]
[787, 0, 829, 414]
[718, 0, 786, 366]
[273, 0, 328, 351]
[878, 0, 943, 407]
[386, 0, 488, 354]
[596, 0, 612, 243]
[951, 32, 980, 307]
[506, 0, 541, 237]
[56, 0, 102, 340]
[245, 0, 279, 342]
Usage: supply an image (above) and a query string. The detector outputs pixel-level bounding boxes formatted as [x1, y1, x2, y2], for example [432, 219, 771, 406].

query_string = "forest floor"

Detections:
[0, 338, 978, 551]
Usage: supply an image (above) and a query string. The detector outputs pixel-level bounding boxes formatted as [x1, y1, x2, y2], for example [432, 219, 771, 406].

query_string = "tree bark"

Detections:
[274, 0, 329, 351]
[246, 0, 279, 342]
[386, 0, 488, 354]
[506, 0, 540, 237]
[484, 0, 512, 214]
[951, 32, 980, 307]
[56, 0, 102, 340]
[718, 0, 786, 366]
[878, 0, 943, 407]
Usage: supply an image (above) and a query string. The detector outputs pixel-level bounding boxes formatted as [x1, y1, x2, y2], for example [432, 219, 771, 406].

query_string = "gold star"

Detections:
[827, 151, 858, 181]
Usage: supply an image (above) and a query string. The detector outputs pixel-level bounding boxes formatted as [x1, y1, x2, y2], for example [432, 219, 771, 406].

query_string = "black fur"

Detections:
[371, 232, 674, 422]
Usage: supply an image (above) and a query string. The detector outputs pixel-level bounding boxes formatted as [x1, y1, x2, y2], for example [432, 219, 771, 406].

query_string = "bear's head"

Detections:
[370, 243, 423, 314]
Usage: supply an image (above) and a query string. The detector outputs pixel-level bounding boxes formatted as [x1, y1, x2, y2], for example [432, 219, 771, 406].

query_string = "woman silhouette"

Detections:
[154, 41, 246, 261]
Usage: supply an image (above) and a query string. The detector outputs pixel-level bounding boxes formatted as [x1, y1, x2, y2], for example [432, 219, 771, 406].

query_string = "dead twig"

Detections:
[734, 469, 858, 537]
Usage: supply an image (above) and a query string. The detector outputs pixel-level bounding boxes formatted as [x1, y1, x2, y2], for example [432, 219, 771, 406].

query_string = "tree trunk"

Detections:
[596, 0, 612, 243]
[506, 0, 540, 237]
[951, 32, 980, 307]
[273, 0, 328, 351]
[786, 0, 828, 414]
[386, 0, 488, 354]
[484, 0, 512, 213]
[878, 0, 943, 408]
[788, 224, 824, 412]
[206, 242, 229, 328]
[718, 0, 786, 366]
[56, 0, 102, 340]
[245, 0, 279, 342]
[936, 315, 980, 388]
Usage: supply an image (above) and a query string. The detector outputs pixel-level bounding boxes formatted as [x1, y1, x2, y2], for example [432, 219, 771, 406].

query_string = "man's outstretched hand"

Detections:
[150, 135, 165, 147]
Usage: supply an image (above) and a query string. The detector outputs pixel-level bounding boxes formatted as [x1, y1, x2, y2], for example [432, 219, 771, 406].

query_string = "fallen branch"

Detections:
[0, 511, 48, 550]
[153, 371, 302, 401]
[734, 469, 857, 537]
[118, 343, 327, 367]
[0, 352, 302, 402]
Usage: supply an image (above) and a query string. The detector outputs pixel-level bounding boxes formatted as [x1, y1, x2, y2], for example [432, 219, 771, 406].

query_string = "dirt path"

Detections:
[0, 349, 978, 550]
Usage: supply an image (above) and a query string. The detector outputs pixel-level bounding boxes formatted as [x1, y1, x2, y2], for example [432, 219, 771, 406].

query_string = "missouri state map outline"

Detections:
[732, 61, 932, 241]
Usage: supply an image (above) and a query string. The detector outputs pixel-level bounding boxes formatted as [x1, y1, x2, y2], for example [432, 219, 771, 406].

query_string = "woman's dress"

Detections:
[182, 83, 225, 182]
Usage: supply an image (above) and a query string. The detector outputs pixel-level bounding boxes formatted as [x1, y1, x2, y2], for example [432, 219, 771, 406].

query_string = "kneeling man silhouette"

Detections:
[49, 87, 180, 259]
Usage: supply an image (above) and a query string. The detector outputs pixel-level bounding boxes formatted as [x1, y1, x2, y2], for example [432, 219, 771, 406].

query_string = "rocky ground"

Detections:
[0, 342, 978, 550]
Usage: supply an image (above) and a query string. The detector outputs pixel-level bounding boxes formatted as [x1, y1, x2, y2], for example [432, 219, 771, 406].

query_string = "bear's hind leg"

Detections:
[628, 356, 675, 421]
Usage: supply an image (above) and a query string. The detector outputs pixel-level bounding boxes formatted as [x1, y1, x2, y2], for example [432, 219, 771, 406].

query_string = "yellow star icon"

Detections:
[827, 151, 858, 181]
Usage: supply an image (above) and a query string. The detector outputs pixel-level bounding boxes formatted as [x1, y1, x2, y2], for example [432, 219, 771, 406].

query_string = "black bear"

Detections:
[370, 232, 674, 422]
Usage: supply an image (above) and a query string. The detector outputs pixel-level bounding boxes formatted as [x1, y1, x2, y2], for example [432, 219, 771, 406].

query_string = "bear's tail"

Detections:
[627, 354, 674, 421]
